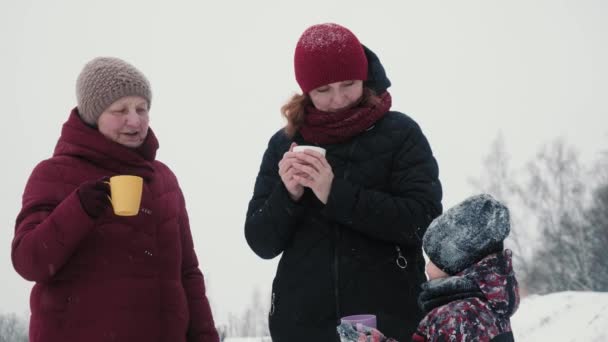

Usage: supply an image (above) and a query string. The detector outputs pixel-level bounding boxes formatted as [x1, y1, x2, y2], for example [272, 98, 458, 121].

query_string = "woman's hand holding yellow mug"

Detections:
[77, 175, 143, 218]
[77, 177, 111, 218]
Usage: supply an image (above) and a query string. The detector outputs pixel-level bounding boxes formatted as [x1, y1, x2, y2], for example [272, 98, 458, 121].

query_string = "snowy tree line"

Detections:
[471, 135, 608, 294]
[0, 313, 27, 342]
[217, 287, 270, 340]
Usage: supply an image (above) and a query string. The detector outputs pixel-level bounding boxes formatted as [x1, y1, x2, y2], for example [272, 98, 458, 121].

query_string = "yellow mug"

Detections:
[106, 175, 143, 216]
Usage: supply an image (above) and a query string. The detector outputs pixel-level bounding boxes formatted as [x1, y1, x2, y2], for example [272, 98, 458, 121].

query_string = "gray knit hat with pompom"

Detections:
[76, 57, 152, 126]
[423, 193, 510, 275]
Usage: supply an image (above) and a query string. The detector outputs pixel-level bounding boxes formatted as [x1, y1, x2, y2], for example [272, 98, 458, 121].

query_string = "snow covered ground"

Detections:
[512, 291, 608, 342]
[224, 291, 608, 342]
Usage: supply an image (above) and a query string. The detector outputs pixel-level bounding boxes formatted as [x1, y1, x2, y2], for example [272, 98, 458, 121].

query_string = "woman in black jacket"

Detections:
[244, 23, 443, 341]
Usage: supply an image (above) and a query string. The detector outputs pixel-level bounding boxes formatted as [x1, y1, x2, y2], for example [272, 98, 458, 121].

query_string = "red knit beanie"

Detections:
[294, 23, 368, 93]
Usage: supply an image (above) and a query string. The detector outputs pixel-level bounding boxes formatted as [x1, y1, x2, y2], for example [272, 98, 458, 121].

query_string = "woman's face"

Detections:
[309, 80, 364, 112]
[97, 96, 150, 148]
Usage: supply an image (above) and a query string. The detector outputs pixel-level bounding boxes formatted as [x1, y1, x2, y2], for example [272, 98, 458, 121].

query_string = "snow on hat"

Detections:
[423, 194, 511, 275]
[76, 57, 152, 126]
[294, 23, 368, 93]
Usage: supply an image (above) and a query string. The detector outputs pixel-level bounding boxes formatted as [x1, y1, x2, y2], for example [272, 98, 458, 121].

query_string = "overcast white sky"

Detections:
[1, 0, 606, 325]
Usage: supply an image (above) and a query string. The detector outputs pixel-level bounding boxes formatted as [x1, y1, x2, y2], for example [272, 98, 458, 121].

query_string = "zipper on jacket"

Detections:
[333, 227, 341, 317]
[334, 139, 360, 318]
[342, 140, 358, 181]
[395, 245, 408, 269]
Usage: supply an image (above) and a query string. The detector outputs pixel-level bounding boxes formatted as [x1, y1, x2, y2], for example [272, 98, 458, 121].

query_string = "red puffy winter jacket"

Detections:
[12, 109, 219, 342]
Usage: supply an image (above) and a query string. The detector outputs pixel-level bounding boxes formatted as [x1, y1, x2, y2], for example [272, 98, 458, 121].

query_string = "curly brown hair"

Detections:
[281, 87, 381, 138]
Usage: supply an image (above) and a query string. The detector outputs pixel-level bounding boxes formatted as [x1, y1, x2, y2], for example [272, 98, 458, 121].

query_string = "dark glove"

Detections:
[77, 177, 111, 218]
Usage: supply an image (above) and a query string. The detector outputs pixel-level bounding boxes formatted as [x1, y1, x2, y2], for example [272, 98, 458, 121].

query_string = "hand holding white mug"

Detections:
[291, 148, 333, 204]
[278, 143, 306, 202]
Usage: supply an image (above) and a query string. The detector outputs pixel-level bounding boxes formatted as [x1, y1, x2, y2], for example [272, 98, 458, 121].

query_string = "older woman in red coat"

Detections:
[11, 57, 219, 342]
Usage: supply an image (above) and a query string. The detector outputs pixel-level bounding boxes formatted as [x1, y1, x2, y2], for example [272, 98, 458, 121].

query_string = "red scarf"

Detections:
[54, 109, 159, 181]
[300, 91, 392, 144]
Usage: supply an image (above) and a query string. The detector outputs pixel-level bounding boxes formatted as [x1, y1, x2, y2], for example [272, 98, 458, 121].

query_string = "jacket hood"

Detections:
[419, 250, 519, 318]
[462, 249, 520, 318]
[53, 108, 159, 181]
[363, 45, 391, 94]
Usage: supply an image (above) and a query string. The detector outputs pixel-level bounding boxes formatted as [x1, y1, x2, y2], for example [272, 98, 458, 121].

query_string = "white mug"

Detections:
[293, 145, 326, 156]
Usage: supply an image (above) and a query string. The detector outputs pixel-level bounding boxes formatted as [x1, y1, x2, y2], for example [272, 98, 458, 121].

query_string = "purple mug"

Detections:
[340, 314, 377, 329]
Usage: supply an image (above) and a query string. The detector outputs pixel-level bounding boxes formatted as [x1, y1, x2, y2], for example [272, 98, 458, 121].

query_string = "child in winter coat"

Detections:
[412, 193, 519, 342]
[338, 194, 519, 342]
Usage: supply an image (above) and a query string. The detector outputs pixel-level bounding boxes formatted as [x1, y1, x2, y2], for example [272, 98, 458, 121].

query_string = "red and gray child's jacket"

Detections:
[412, 250, 519, 342]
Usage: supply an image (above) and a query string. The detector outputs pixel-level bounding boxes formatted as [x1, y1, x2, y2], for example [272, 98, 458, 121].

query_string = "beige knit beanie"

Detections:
[76, 57, 152, 126]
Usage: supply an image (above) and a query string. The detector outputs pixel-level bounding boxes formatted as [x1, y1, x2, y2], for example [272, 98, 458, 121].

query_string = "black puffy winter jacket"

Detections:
[244, 47, 443, 342]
